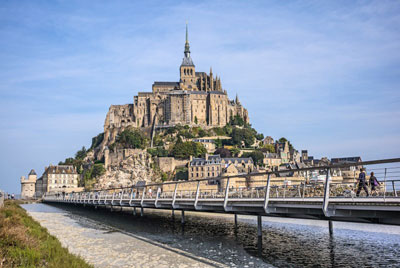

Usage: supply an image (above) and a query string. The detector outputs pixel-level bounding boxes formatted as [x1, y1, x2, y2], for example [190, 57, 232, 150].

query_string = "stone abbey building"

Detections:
[103, 25, 249, 144]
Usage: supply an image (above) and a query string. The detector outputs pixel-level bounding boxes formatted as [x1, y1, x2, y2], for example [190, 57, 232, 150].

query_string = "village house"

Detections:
[188, 154, 254, 180]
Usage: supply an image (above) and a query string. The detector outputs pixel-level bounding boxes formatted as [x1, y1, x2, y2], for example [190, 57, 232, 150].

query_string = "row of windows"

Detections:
[51, 174, 76, 178]
[50, 180, 77, 184]
[191, 166, 219, 172]
[191, 172, 218, 178]
[183, 68, 193, 75]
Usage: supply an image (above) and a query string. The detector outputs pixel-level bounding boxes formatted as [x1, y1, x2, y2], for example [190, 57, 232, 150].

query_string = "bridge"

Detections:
[44, 158, 400, 239]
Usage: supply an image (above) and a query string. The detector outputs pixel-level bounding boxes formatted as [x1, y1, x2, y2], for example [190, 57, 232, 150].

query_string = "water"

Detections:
[23, 203, 400, 267]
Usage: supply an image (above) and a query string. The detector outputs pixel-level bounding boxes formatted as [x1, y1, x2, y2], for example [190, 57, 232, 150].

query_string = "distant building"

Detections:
[189, 154, 222, 180]
[35, 176, 43, 198]
[331, 157, 362, 171]
[20, 169, 37, 199]
[263, 153, 282, 168]
[188, 154, 254, 180]
[41, 165, 79, 193]
[192, 138, 216, 153]
[275, 141, 290, 164]
[262, 136, 274, 145]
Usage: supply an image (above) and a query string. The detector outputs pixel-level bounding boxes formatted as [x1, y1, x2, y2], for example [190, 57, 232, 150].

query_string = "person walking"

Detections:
[369, 172, 380, 196]
[356, 168, 369, 197]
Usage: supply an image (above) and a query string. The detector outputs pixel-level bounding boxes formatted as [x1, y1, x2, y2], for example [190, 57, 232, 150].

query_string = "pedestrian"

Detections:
[356, 168, 369, 197]
[148, 188, 152, 198]
[369, 172, 380, 196]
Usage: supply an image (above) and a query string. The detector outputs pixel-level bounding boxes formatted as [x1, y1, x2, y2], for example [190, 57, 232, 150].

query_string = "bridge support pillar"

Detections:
[257, 215, 263, 255]
[140, 207, 144, 217]
[328, 220, 333, 236]
[181, 210, 185, 225]
[172, 209, 175, 221]
[133, 207, 136, 216]
[234, 214, 238, 229]
[110, 206, 113, 212]
[257, 216, 262, 238]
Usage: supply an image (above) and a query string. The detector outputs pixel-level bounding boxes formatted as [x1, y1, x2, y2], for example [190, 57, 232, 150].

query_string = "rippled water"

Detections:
[24, 203, 400, 267]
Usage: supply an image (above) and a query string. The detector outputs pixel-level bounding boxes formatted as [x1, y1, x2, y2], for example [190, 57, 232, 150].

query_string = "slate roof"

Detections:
[181, 56, 194, 66]
[331, 157, 362, 163]
[153, 82, 179, 86]
[44, 165, 77, 175]
[190, 155, 221, 166]
[221, 157, 253, 164]
[28, 169, 36, 175]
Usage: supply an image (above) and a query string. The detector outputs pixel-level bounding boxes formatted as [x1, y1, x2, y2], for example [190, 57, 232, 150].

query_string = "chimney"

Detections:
[190, 155, 193, 161]
[205, 153, 209, 160]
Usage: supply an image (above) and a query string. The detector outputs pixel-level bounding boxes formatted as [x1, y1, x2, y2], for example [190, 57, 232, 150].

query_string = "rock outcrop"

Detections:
[94, 149, 159, 189]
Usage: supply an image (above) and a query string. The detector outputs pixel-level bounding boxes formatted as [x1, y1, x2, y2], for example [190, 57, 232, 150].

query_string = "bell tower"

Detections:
[180, 23, 196, 90]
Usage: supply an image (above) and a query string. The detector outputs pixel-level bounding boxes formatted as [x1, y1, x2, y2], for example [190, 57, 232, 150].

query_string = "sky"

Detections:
[1, 0, 399, 193]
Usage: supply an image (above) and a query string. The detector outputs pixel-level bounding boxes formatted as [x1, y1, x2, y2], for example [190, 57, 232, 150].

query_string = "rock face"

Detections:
[94, 149, 158, 189]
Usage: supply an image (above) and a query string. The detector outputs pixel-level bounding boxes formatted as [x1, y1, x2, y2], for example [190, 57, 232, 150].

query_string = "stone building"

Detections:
[188, 154, 254, 180]
[40, 165, 79, 193]
[191, 138, 216, 153]
[263, 153, 282, 168]
[275, 141, 290, 164]
[101, 25, 249, 148]
[20, 169, 37, 199]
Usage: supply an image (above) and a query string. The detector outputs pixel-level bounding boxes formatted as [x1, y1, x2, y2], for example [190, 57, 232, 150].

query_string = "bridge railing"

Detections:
[43, 158, 400, 210]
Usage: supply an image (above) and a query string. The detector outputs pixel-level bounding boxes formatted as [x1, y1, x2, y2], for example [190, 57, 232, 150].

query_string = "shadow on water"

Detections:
[45, 204, 400, 268]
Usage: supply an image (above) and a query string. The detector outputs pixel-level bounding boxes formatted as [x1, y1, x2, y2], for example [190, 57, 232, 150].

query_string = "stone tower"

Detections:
[20, 169, 37, 199]
[179, 23, 196, 90]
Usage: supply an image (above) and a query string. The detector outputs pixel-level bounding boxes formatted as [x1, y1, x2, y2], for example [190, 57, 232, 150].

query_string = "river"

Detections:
[22, 203, 400, 267]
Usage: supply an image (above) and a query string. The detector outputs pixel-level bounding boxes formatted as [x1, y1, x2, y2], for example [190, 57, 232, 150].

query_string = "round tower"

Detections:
[20, 169, 37, 199]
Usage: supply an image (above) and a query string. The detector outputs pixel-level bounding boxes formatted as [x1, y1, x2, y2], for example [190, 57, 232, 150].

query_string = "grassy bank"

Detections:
[0, 200, 92, 268]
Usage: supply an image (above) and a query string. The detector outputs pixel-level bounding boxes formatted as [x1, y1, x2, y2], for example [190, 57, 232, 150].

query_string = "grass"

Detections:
[0, 200, 93, 268]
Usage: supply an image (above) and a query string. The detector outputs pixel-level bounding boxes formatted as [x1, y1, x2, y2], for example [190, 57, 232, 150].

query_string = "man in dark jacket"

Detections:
[356, 168, 369, 197]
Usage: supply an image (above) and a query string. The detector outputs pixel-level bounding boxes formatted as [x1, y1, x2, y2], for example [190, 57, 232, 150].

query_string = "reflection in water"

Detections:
[25, 204, 400, 268]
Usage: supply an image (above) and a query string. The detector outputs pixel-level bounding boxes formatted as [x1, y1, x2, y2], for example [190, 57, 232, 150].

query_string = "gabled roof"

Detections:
[29, 169, 36, 175]
[44, 165, 77, 175]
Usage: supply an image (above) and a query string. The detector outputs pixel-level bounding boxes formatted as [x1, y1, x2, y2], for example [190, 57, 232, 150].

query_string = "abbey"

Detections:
[103, 25, 249, 143]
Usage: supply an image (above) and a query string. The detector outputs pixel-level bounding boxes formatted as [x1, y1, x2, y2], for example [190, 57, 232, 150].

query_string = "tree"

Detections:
[90, 132, 104, 149]
[256, 133, 264, 140]
[214, 138, 222, 148]
[75, 146, 87, 160]
[231, 127, 255, 147]
[116, 128, 148, 149]
[171, 141, 207, 159]
[194, 116, 198, 124]
[91, 163, 105, 178]
[229, 115, 245, 126]
[214, 148, 231, 158]
[147, 147, 169, 157]
[278, 137, 294, 151]
[230, 147, 241, 157]
[242, 151, 264, 166]
[260, 144, 275, 153]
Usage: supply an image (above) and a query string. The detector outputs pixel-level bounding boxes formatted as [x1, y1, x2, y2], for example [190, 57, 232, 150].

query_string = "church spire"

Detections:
[181, 22, 194, 66]
[184, 22, 190, 58]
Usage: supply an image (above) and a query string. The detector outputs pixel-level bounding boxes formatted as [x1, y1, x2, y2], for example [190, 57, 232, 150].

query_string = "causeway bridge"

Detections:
[44, 158, 400, 237]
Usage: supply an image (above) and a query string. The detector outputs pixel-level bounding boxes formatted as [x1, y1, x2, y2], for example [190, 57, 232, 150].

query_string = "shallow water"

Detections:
[23, 203, 400, 267]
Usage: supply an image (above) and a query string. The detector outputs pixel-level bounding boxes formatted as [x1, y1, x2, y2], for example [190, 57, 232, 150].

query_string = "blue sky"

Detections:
[1, 0, 399, 193]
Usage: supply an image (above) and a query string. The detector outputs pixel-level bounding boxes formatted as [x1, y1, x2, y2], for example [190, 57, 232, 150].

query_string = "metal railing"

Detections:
[44, 158, 400, 217]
